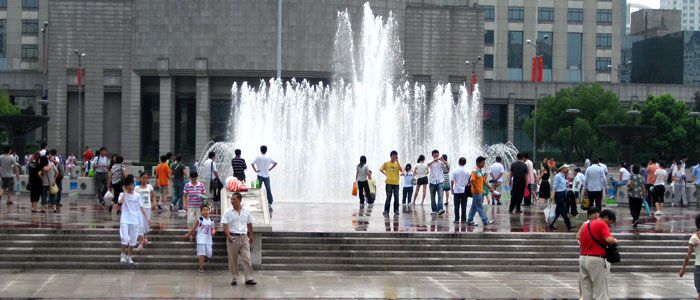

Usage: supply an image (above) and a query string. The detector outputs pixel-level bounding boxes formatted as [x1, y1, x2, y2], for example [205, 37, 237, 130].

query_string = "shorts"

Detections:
[187, 208, 202, 226]
[417, 177, 428, 185]
[159, 185, 169, 197]
[1, 177, 14, 192]
[140, 207, 152, 235]
[197, 244, 213, 258]
[119, 223, 139, 246]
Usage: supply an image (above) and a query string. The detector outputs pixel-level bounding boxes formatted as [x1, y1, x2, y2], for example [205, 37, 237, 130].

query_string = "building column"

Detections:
[195, 58, 210, 159]
[507, 93, 515, 144]
[123, 71, 140, 161]
[84, 67, 105, 152]
[158, 58, 175, 155]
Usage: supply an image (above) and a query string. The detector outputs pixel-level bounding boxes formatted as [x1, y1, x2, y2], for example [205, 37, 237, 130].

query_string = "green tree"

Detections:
[635, 94, 696, 160]
[523, 83, 625, 162]
[0, 91, 19, 115]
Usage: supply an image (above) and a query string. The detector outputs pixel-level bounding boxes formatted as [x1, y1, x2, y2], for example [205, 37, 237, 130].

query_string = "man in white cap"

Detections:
[550, 164, 574, 231]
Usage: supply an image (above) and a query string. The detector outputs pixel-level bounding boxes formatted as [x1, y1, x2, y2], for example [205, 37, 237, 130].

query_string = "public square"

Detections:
[2, 0, 700, 299]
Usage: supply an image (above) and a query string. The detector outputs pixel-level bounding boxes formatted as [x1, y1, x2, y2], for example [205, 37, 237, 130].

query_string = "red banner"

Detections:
[77, 68, 82, 86]
[531, 57, 537, 82]
[537, 56, 543, 82]
[470, 74, 477, 94]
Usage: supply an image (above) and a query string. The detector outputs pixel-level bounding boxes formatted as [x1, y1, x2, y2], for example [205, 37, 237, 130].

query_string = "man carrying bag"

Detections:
[578, 209, 619, 300]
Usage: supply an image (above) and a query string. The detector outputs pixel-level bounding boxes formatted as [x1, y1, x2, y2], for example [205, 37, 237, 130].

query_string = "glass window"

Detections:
[508, 6, 524, 20]
[508, 31, 523, 80]
[22, 0, 38, 8]
[0, 20, 5, 70]
[538, 32, 553, 70]
[567, 33, 582, 82]
[484, 30, 494, 44]
[514, 105, 534, 151]
[484, 54, 494, 68]
[21, 20, 38, 34]
[596, 33, 612, 47]
[596, 57, 612, 71]
[597, 9, 613, 23]
[21, 45, 38, 60]
[538, 7, 554, 21]
[0, 0, 6, 8]
[484, 5, 495, 20]
[483, 104, 507, 145]
[568, 8, 583, 22]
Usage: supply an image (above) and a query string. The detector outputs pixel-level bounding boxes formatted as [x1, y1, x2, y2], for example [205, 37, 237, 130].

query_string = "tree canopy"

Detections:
[0, 91, 19, 115]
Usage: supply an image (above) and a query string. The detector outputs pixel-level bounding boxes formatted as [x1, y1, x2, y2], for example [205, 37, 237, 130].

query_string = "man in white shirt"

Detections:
[252, 145, 277, 207]
[489, 156, 505, 206]
[221, 192, 256, 286]
[427, 150, 446, 215]
[450, 157, 470, 223]
[672, 160, 687, 207]
[523, 153, 535, 206]
[201, 152, 219, 199]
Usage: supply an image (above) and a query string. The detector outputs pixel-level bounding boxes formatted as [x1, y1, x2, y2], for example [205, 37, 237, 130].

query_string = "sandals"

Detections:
[199, 267, 205, 273]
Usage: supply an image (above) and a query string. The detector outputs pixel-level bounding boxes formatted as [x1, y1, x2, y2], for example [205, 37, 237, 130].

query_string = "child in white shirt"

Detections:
[184, 204, 215, 273]
[135, 172, 156, 251]
[118, 175, 150, 265]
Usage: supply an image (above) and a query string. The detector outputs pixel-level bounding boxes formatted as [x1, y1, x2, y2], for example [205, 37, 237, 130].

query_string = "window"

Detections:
[484, 104, 507, 145]
[508, 31, 523, 80]
[538, 32, 553, 81]
[22, 0, 38, 8]
[21, 20, 38, 34]
[596, 58, 612, 71]
[484, 30, 494, 44]
[567, 33, 582, 82]
[484, 54, 494, 68]
[0, 0, 6, 8]
[508, 6, 524, 20]
[0, 20, 5, 70]
[484, 5, 495, 20]
[21, 45, 38, 60]
[597, 9, 613, 23]
[596, 33, 612, 47]
[568, 8, 583, 22]
[538, 7, 554, 21]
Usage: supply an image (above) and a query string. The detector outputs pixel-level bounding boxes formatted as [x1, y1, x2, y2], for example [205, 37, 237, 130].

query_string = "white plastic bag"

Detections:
[104, 190, 114, 202]
[543, 203, 555, 224]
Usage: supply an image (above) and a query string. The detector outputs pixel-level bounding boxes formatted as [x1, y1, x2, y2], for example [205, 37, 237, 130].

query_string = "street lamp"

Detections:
[607, 61, 632, 83]
[690, 111, 700, 160]
[566, 108, 580, 162]
[40, 21, 48, 143]
[627, 109, 641, 126]
[465, 56, 481, 93]
[526, 34, 548, 164]
[74, 49, 86, 157]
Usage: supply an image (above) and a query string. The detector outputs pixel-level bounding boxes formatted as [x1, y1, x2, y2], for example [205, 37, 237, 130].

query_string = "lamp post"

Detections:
[74, 49, 85, 156]
[607, 61, 632, 83]
[465, 56, 481, 94]
[526, 34, 548, 164]
[566, 108, 580, 162]
[627, 109, 641, 126]
[690, 111, 700, 160]
[40, 21, 48, 143]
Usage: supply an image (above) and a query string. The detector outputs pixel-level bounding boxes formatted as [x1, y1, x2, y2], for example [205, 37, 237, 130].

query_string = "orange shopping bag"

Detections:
[352, 182, 358, 196]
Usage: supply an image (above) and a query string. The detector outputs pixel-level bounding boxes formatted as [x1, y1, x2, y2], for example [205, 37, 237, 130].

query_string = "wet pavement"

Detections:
[0, 269, 697, 299]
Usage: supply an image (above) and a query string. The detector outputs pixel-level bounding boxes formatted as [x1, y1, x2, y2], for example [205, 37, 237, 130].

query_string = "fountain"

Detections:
[202, 3, 518, 202]
[598, 125, 656, 163]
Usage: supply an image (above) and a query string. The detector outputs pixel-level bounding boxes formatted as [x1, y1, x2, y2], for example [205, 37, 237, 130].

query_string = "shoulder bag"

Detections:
[587, 222, 621, 264]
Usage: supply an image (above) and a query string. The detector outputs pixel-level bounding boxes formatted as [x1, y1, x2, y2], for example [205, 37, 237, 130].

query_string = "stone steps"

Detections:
[0, 228, 691, 272]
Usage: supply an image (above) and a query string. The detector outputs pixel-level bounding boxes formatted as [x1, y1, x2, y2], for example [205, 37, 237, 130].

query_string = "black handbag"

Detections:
[588, 222, 621, 264]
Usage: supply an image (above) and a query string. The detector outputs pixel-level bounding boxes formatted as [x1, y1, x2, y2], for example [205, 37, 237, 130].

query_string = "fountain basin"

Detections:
[598, 124, 656, 163]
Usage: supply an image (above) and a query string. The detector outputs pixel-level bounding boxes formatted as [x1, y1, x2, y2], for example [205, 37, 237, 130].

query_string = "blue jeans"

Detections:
[467, 193, 489, 223]
[402, 186, 413, 204]
[41, 186, 56, 206]
[429, 182, 444, 212]
[172, 181, 185, 210]
[384, 184, 400, 212]
[258, 175, 273, 205]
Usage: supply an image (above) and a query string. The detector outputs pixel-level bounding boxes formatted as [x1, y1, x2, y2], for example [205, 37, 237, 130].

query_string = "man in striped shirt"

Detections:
[184, 171, 207, 229]
[231, 149, 247, 182]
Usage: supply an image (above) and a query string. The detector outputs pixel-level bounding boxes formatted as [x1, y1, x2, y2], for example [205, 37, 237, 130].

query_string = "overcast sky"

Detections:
[629, 0, 660, 9]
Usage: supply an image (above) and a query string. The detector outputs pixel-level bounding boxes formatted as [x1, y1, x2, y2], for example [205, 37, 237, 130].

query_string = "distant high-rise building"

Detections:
[661, 0, 700, 30]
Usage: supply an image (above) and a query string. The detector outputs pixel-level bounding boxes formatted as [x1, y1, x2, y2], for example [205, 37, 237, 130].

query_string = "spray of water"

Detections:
[202, 2, 517, 202]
